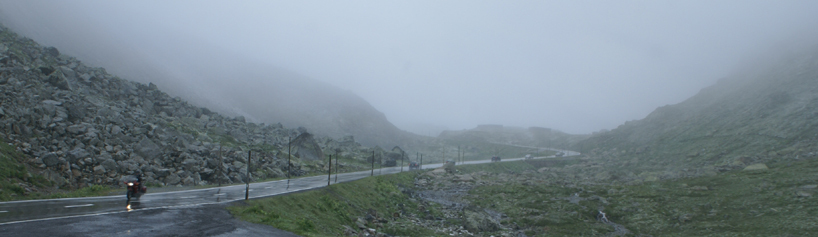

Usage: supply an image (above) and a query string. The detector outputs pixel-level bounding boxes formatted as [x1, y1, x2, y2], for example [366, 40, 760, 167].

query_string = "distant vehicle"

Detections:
[443, 159, 456, 172]
[525, 154, 532, 160]
[555, 152, 565, 157]
[409, 161, 420, 170]
[491, 156, 501, 162]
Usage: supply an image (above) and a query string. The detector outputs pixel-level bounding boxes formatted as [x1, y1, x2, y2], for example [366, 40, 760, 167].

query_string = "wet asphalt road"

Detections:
[0, 202, 299, 237]
[0, 151, 575, 236]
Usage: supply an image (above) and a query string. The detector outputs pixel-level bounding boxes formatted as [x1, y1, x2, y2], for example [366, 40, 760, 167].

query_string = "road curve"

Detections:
[0, 151, 579, 225]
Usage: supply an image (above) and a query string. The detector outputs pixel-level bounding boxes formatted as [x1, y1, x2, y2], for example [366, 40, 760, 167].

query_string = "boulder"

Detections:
[110, 125, 121, 135]
[42, 153, 62, 167]
[43, 46, 59, 57]
[134, 137, 161, 159]
[182, 176, 195, 185]
[462, 209, 500, 232]
[93, 165, 106, 175]
[46, 74, 72, 91]
[182, 158, 200, 171]
[101, 159, 118, 171]
[59, 66, 76, 80]
[164, 174, 181, 185]
[155, 168, 172, 177]
[291, 132, 324, 161]
[66, 148, 90, 163]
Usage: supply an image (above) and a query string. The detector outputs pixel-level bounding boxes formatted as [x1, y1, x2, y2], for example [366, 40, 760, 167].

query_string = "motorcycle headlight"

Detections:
[128, 182, 134, 186]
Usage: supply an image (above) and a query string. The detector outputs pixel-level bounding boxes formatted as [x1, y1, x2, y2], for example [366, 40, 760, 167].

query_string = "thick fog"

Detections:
[2, 1, 817, 136]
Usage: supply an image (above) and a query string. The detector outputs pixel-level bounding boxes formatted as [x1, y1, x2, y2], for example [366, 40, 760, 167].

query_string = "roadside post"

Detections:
[287, 136, 291, 190]
[371, 150, 375, 176]
[335, 150, 339, 183]
[327, 154, 332, 186]
[246, 150, 251, 200]
[218, 145, 223, 187]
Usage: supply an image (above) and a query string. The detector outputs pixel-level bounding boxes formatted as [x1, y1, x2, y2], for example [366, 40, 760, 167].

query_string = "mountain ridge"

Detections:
[577, 44, 818, 179]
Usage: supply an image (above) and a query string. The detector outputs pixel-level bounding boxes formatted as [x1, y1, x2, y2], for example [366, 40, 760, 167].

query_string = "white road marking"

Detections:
[64, 204, 94, 208]
[214, 193, 226, 196]
[265, 186, 273, 189]
[180, 196, 196, 199]
[0, 210, 8, 213]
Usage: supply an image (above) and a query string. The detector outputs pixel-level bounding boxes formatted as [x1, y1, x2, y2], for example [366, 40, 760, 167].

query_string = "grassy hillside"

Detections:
[576, 46, 818, 178]
[228, 172, 444, 236]
[231, 156, 818, 236]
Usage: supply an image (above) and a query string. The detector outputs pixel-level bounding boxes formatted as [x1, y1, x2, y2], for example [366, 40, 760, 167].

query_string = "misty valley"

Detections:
[2, 2, 818, 237]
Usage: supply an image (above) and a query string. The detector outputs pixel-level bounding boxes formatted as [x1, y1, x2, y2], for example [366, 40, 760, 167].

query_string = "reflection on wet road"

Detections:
[0, 152, 576, 225]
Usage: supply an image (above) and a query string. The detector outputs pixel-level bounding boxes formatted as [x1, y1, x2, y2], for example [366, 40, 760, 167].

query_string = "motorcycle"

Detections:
[124, 179, 147, 201]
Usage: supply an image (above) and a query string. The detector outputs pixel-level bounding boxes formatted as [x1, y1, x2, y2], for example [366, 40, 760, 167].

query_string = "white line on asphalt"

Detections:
[0, 210, 8, 213]
[214, 193, 226, 196]
[64, 204, 94, 208]
[265, 186, 273, 189]
[179, 196, 196, 199]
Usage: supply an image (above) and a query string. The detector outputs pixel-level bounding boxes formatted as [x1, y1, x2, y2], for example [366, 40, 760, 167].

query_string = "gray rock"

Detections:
[292, 132, 324, 161]
[66, 148, 90, 163]
[111, 125, 121, 135]
[42, 153, 62, 167]
[134, 137, 161, 159]
[66, 124, 87, 134]
[155, 168, 171, 177]
[182, 158, 200, 171]
[79, 73, 92, 82]
[463, 209, 500, 232]
[44, 46, 59, 57]
[46, 74, 72, 91]
[93, 165, 106, 175]
[59, 66, 76, 79]
[165, 174, 181, 185]
[101, 159, 118, 171]
[182, 176, 195, 185]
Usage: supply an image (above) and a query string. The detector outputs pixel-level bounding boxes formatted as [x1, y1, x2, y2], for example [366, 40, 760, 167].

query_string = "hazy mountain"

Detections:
[439, 124, 589, 149]
[578, 45, 818, 174]
[0, 14, 421, 149]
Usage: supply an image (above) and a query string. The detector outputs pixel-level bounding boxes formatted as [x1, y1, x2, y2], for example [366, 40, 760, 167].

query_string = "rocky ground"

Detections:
[359, 154, 818, 236]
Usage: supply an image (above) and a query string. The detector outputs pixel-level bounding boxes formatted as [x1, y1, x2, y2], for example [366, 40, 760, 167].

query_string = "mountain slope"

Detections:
[578, 46, 818, 176]
[0, 23, 400, 199]
[0, 6, 421, 149]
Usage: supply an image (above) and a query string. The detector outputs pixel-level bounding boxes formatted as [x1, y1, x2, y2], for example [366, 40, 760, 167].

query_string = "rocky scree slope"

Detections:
[0, 24, 396, 194]
[577, 46, 818, 180]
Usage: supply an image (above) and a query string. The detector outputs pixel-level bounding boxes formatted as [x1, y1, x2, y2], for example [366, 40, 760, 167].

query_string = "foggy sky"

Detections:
[2, 1, 817, 135]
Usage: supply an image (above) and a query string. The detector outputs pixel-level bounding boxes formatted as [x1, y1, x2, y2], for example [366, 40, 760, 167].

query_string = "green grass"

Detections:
[0, 138, 54, 201]
[600, 158, 818, 236]
[229, 172, 443, 236]
[462, 157, 818, 236]
[0, 137, 119, 201]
